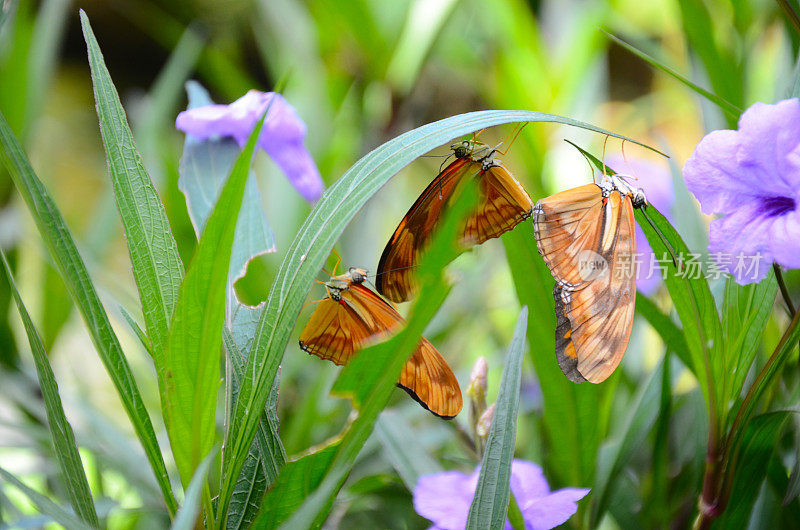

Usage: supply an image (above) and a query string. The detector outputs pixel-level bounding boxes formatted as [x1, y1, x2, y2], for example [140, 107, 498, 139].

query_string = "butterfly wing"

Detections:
[346, 284, 462, 418]
[378, 159, 533, 303]
[300, 283, 463, 418]
[376, 158, 477, 303]
[462, 161, 534, 246]
[298, 297, 376, 366]
[533, 186, 637, 383]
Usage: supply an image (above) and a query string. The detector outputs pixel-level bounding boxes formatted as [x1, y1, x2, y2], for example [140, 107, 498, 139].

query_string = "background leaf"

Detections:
[1, 251, 98, 527]
[466, 307, 528, 529]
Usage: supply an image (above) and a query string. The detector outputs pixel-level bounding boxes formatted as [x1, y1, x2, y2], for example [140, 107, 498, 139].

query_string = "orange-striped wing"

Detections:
[377, 157, 533, 303]
[299, 283, 462, 418]
[533, 184, 637, 383]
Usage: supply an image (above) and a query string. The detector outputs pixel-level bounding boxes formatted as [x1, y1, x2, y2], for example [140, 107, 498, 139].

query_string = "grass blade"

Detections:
[1, 251, 98, 527]
[219, 109, 663, 520]
[163, 106, 264, 486]
[81, 10, 184, 369]
[602, 31, 742, 119]
[0, 98, 175, 516]
[466, 307, 528, 529]
[171, 451, 216, 530]
[0, 466, 90, 530]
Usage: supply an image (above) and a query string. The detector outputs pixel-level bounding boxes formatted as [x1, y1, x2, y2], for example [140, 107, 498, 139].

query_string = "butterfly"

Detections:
[299, 267, 462, 418]
[376, 141, 534, 303]
[533, 173, 647, 383]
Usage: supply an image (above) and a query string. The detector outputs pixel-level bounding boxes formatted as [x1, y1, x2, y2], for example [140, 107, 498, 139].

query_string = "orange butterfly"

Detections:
[376, 141, 534, 303]
[533, 173, 647, 383]
[299, 267, 462, 418]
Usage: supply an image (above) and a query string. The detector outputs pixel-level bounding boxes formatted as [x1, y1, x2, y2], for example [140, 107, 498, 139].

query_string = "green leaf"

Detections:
[590, 360, 664, 526]
[163, 102, 265, 486]
[171, 451, 216, 530]
[375, 411, 443, 491]
[714, 412, 791, 529]
[223, 326, 285, 530]
[1, 251, 98, 527]
[0, 466, 91, 530]
[722, 271, 777, 405]
[219, 109, 661, 521]
[0, 76, 175, 516]
[466, 307, 528, 529]
[602, 31, 741, 119]
[81, 11, 184, 370]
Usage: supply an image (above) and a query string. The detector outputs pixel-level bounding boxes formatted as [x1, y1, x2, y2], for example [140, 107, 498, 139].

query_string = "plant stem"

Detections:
[772, 264, 800, 364]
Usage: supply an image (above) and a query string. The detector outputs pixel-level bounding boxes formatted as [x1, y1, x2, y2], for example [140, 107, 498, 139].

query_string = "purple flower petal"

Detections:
[413, 460, 588, 530]
[519, 488, 591, 530]
[176, 90, 324, 202]
[413, 470, 477, 530]
[683, 98, 800, 284]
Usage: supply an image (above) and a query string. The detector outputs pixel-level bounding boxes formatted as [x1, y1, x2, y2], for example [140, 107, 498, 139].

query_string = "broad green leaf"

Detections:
[1, 251, 98, 527]
[219, 109, 659, 520]
[0, 85, 174, 516]
[375, 411, 443, 491]
[714, 412, 791, 529]
[171, 451, 216, 530]
[637, 206, 721, 414]
[590, 360, 664, 526]
[163, 103, 265, 486]
[722, 271, 777, 405]
[602, 31, 741, 119]
[82, 11, 184, 366]
[0, 466, 90, 530]
[466, 307, 528, 529]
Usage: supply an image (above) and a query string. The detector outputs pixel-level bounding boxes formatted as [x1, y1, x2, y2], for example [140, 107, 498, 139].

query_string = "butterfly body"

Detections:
[533, 174, 646, 383]
[377, 142, 533, 303]
[299, 267, 462, 418]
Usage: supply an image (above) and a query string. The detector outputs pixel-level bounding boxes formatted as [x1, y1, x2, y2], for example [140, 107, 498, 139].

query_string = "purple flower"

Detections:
[606, 155, 675, 295]
[413, 459, 589, 530]
[683, 99, 800, 284]
[176, 90, 324, 202]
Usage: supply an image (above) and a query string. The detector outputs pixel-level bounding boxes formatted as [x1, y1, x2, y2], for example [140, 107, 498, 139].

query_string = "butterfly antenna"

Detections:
[620, 139, 641, 185]
[495, 123, 526, 156]
[601, 135, 611, 179]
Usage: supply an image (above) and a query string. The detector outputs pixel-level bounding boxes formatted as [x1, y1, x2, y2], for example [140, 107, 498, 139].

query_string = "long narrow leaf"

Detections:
[603, 31, 741, 119]
[219, 109, 663, 519]
[0, 466, 90, 530]
[81, 11, 184, 369]
[466, 307, 528, 529]
[171, 451, 216, 530]
[163, 105, 264, 485]
[1, 251, 98, 527]
[0, 93, 174, 515]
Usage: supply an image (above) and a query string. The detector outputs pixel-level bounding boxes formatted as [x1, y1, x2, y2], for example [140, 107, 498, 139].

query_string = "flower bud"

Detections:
[476, 403, 495, 438]
[467, 357, 488, 403]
